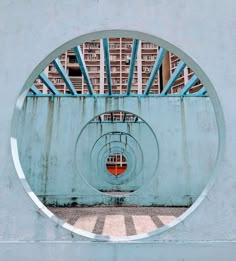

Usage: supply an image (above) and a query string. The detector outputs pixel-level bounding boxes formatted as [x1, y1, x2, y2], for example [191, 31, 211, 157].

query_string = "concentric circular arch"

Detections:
[11, 30, 225, 241]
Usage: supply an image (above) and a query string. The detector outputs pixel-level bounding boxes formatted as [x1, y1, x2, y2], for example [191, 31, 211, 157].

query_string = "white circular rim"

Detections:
[10, 29, 225, 242]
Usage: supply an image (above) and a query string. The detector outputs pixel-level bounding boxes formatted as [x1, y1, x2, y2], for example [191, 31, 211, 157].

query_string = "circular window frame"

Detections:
[11, 29, 225, 242]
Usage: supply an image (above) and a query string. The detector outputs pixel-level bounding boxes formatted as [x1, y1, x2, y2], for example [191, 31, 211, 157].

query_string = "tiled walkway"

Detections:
[49, 206, 187, 237]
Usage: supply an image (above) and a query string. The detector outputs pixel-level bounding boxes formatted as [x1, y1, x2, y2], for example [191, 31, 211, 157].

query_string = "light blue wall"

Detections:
[2, 1, 236, 259]
[17, 96, 218, 206]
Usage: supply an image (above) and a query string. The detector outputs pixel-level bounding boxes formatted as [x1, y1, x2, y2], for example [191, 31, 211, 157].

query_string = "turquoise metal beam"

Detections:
[127, 39, 139, 95]
[144, 48, 167, 95]
[180, 74, 199, 96]
[102, 38, 112, 95]
[161, 60, 186, 95]
[30, 85, 41, 95]
[52, 58, 77, 95]
[73, 46, 94, 95]
[26, 92, 207, 98]
[38, 72, 60, 95]
[197, 87, 207, 95]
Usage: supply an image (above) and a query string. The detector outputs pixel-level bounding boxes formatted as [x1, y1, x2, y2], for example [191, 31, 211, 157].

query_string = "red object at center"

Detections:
[107, 166, 127, 176]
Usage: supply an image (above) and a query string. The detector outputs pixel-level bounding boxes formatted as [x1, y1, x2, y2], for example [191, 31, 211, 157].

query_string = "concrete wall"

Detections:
[1, 0, 236, 260]
[17, 96, 217, 206]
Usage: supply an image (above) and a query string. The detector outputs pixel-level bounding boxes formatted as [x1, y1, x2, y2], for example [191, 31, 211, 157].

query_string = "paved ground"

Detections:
[48, 206, 187, 237]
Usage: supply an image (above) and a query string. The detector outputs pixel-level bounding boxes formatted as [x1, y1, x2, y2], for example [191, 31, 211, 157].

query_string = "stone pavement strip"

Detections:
[48, 206, 187, 236]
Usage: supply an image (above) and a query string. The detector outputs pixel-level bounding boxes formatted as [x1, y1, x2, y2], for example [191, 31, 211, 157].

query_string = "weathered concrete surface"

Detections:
[17, 97, 217, 206]
[1, 0, 236, 260]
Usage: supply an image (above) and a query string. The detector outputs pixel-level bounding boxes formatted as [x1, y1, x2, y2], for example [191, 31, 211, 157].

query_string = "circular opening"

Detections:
[106, 153, 127, 176]
[75, 110, 158, 195]
[11, 30, 223, 241]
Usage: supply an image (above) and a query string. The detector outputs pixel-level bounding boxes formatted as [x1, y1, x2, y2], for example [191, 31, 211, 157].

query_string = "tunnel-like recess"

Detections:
[75, 110, 158, 195]
[14, 33, 219, 239]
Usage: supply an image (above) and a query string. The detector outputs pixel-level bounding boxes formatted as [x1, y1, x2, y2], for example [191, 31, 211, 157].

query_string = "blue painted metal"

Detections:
[197, 87, 207, 95]
[52, 58, 77, 95]
[127, 39, 139, 95]
[179, 75, 199, 96]
[26, 93, 208, 98]
[184, 93, 208, 97]
[38, 72, 60, 95]
[73, 46, 94, 95]
[30, 85, 41, 95]
[144, 48, 167, 95]
[161, 60, 186, 95]
[102, 38, 112, 95]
